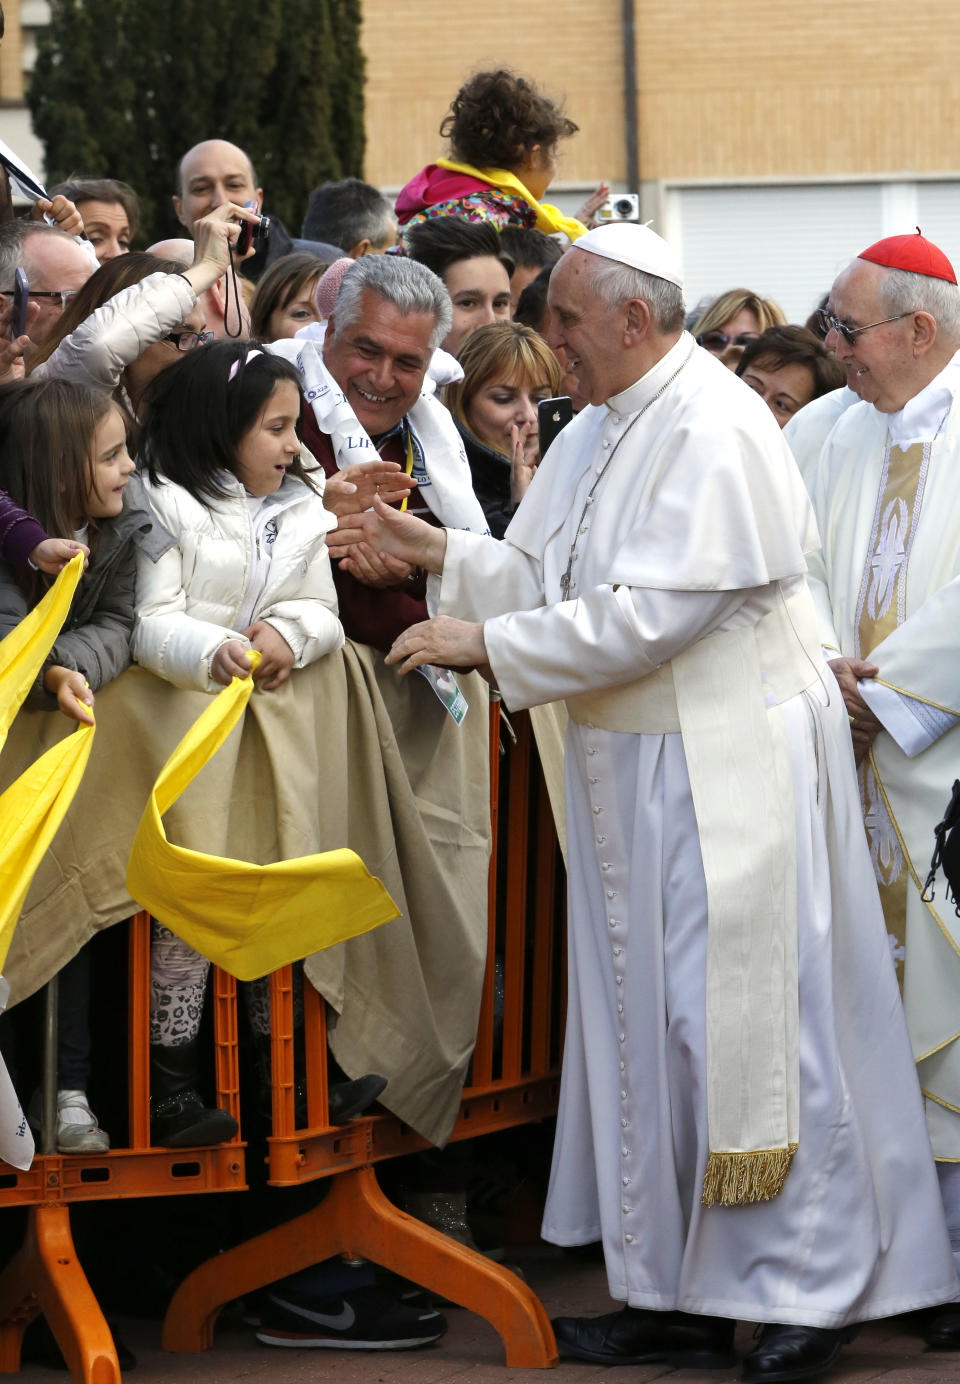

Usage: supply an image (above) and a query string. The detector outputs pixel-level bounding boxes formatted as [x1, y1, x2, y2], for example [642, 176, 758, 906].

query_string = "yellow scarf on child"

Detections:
[435, 158, 587, 242]
[0, 554, 94, 969]
[126, 652, 399, 981]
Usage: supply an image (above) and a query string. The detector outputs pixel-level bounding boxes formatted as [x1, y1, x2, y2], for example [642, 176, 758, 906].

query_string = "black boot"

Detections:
[150, 1040, 238, 1148]
[327, 1053, 387, 1125]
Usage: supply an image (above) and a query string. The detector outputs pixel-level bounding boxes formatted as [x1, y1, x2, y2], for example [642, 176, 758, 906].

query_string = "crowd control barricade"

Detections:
[0, 914, 246, 1382]
[0, 697, 567, 1378]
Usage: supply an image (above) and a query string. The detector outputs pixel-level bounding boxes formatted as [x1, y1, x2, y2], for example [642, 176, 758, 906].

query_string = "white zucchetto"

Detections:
[574, 223, 683, 289]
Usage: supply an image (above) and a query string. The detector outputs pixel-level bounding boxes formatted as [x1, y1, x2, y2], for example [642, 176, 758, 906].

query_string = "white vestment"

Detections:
[805, 351, 960, 1162]
[437, 334, 956, 1323]
[783, 386, 859, 482]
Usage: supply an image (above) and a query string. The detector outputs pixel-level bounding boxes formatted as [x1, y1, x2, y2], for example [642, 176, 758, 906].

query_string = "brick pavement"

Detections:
[13, 1246, 960, 1383]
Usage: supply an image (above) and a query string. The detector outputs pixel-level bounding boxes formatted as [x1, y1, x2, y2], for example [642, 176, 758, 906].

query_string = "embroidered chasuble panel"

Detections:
[854, 440, 931, 991]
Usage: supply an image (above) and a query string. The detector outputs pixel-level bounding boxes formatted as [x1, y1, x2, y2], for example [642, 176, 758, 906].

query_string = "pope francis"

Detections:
[329, 223, 957, 1383]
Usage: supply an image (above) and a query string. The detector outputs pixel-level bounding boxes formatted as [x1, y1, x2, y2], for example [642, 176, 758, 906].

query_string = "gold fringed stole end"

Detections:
[700, 1145, 798, 1208]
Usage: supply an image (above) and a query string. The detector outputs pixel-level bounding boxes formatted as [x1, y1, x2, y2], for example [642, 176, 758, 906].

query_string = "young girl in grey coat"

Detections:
[0, 377, 173, 1153]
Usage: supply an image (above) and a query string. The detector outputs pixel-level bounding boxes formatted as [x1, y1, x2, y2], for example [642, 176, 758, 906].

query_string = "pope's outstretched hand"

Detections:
[329, 494, 447, 573]
[385, 616, 486, 675]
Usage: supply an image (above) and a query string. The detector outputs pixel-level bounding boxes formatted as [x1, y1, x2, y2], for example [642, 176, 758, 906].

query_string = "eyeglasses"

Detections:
[815, 308, 913, 345]
[696, 330, 758, 352]
[165, 330, 215, 352]
[2, 289, 80, 310]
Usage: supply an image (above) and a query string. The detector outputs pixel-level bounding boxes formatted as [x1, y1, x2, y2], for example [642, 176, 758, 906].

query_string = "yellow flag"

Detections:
[0, 554, 95, 970]
[126, 654, 399, 981]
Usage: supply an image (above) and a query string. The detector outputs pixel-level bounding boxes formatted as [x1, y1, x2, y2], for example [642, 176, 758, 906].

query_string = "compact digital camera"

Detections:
[597, 194, 641, 223]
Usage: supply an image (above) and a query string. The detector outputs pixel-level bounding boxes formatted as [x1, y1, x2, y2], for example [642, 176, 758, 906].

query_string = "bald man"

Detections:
[147, 234, 249, 341]
[172, 139, 340, 287]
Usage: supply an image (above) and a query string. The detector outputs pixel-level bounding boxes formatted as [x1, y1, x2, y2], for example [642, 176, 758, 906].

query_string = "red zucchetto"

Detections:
[858, 228, 957, 284]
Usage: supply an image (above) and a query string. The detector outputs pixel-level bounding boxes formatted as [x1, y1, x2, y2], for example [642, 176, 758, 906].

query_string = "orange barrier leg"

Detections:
[163, 1164, 558, 1368]
[0, 1205, 119, 1382]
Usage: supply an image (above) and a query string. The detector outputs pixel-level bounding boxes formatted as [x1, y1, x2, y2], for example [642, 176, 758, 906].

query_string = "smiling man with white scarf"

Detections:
[331, 224, 957, 1383]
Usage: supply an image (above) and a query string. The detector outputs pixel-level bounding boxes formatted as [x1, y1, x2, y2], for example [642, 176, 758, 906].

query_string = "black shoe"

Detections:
[329, 1073, 387, 1125]
[150, 1039, 239, 1147]
[742, 1324, 858, 1382]
[551, 1306, 736, 1368]
[150, 1089, 238, 1148]
[255, 1282, 447, 1349]
[924, 1303, 960, 1351]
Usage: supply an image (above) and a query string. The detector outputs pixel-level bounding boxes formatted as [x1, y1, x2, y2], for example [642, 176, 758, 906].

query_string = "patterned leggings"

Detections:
[149, 920, 302, 1046]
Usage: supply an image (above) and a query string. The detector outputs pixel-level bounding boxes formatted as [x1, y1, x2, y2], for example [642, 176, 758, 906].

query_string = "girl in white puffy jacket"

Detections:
[133, 341, 344, 1147]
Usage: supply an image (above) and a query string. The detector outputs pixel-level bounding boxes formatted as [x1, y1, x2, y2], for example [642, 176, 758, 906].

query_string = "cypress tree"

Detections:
[28, 0, 365, 244]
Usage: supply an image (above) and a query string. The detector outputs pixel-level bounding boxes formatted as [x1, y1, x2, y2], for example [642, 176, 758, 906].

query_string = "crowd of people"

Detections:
[0, 42, 959, 1381]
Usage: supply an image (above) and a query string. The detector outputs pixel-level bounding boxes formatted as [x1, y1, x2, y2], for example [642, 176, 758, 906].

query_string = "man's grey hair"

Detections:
[877, 266, 960, 342]
[0, 222, 71, 287]
[587, 257, 686, 334]
[332, 255, 453, 351]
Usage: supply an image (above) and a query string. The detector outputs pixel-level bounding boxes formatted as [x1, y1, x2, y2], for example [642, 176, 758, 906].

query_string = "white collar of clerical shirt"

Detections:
[605, 330, 692, 419]
[885, 346, 960, 449]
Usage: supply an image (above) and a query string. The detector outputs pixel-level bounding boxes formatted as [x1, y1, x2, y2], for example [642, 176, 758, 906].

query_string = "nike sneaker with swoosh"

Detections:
[255, 1283, 448, 1349]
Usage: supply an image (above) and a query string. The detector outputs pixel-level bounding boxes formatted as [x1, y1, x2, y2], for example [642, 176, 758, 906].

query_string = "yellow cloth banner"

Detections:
[0, 553, 94, 971]
[126, 655, 400, 981]
[435, 158, 587, 241]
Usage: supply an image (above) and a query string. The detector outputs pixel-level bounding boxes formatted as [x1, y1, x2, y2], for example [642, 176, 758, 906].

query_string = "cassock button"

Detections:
[585, 496, 594, 506]
[622, 1145, 630, 1156]
[622, 1176, 630, 1186]
[587, 747, 598, 756]
[601, 861, 611, 870]
[613, 946, 622, 956]
[625, 1234, 634, 1243]
[619, 1061, 625, 1072]
[620, 1090, 627, 1100]
[589, 776, 599, 785]
[593, 806, 603, 815]
[617, 1002, 624, 1014]
[616, 977, 623, 986]
[621, 1117, 628, 1127]
[602, 440, 610, 449]
[607, 889, 616, 898]
[586, 721, 596, 730]
[622, 1204, 631, 1214]
[618, 1032, 625, 1043]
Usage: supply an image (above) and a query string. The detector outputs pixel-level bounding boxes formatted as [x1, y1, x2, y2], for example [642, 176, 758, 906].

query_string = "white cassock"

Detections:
[783, 386, 859, 483]
[805, 352, 960, 1166]
[436, 333, 957, 1325]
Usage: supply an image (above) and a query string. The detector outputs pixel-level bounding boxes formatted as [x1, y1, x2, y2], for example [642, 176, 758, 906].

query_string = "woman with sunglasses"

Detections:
[27, 203, 258, 417]
[691, 288, 786, 369]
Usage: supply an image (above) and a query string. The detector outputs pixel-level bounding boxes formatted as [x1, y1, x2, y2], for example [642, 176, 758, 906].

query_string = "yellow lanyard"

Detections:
[400, 427, 414, 513]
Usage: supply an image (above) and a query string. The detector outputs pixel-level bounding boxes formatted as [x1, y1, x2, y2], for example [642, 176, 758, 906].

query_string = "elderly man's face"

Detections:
[323, 289, 435, 435]
[18, 234, 94, 350]
[174, 140, 262, 236]
[825, 260, 917, 412]
[546, 250, 626, 406]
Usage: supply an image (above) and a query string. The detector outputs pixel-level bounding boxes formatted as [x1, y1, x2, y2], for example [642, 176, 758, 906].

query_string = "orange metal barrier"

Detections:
[0, 699, 567, 1377]
[0, 914, 246, 1382]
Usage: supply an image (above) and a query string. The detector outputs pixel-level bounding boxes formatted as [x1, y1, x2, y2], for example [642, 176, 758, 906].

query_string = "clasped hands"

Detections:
[329, 494, 486, 673]
[828, 656, 883, 765]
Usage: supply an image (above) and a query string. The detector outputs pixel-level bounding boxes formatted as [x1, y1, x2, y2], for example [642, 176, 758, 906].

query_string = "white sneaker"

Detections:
[55, 1089, 110, 1154]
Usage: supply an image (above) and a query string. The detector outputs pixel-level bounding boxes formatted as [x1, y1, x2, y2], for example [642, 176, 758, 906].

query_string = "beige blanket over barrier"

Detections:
[0, 643, 491, 1146]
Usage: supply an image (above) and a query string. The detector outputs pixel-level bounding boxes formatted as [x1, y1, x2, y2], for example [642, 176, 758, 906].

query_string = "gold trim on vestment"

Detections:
[869, 753, 960, 965]
[855, 441, 929, 660]
[871, 677, 960, 719]
[701, 1145, 798, 1207]
[922, 1088, 960, 1115]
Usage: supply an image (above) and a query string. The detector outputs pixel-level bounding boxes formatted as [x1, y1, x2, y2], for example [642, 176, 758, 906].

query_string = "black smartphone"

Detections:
[538, 396, 573, 456]
[11, 267, 28, 340]
[235, 200, 270, 256]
